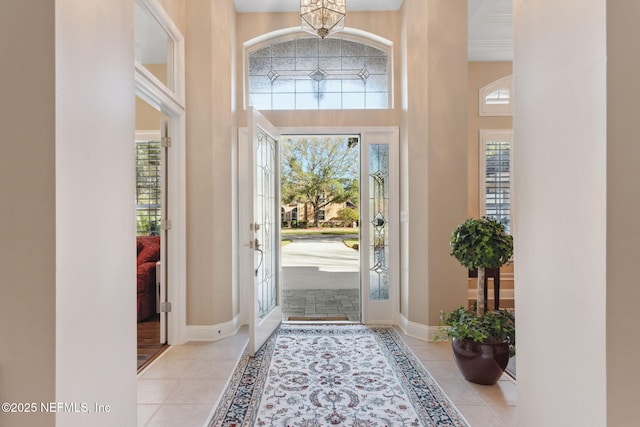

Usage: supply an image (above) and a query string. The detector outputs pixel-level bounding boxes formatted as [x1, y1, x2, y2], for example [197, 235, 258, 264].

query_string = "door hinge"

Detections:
[160, 301, 172, 313]
[161, 136, 172, 148]
[160, 219, 172, 230]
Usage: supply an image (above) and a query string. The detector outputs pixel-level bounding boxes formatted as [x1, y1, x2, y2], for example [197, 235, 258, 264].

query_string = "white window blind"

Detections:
[480, 130, 513, 234]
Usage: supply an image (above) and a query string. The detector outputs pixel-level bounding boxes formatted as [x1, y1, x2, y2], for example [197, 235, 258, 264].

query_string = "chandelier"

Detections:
[300, 0, 346, 39]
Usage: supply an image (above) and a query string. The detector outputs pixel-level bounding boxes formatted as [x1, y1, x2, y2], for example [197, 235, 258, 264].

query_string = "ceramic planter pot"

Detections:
[451, 338, 510, 385]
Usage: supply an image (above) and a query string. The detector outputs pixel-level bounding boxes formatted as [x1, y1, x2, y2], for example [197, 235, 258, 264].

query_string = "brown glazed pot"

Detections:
[451, 338, 510, 385]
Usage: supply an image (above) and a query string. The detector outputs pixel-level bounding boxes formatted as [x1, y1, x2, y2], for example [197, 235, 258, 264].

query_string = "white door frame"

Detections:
[238, 126, 400, 326]
[134, 0, 186, 345]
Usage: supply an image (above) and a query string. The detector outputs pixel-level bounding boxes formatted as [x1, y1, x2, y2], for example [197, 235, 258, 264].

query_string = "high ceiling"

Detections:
[232, 0, 513, 62]
[233, 0, 404, 13]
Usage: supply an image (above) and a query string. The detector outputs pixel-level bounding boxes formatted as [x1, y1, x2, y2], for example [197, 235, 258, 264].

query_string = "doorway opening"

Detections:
[135, 95, 169, 371]
[240, 118, 399, 354]
[280, 135, 361, 322]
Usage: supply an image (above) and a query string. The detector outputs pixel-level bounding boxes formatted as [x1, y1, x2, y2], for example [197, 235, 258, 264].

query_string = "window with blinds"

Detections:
[480, 130, 513, 234]
[136, 139, 162, 236]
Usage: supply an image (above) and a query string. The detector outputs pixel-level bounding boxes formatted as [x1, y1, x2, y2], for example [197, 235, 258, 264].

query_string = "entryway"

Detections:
[135, 98, 169, 371]
[279, 134, 361, 322]
[239, 109, 399, 355]
[282, 232, 361, 322]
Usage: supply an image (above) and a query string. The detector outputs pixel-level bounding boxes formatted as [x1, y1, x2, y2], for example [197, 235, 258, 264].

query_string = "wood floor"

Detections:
[137, 314, 168, 372]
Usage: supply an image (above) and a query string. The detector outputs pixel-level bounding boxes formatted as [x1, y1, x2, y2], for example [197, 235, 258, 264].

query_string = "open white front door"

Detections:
[247, 107, 282, 356]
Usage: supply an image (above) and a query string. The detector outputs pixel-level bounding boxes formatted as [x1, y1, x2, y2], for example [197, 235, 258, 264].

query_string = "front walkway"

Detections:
[282, 288, 360, 321]
[281, 233, 360, 321]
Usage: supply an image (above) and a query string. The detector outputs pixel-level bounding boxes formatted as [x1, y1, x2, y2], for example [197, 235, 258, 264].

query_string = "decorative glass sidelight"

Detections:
[369, 144, 390, 300]
[256, 128, 278, 318]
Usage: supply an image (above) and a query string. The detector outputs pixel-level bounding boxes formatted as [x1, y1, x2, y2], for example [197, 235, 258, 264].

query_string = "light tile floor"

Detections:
[137, 326, 516, 427]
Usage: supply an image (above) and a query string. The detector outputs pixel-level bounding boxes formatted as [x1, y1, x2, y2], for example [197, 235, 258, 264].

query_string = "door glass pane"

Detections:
[369, 144, 389, 300]
[135, 1, 174, 90]
[256, 127, 278, 318]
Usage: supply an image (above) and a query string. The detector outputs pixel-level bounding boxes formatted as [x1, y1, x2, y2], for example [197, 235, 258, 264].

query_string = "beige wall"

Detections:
[185, 0, 237, 325]
[401, 0, 469, 325]
[231, 3, 467, 327]
[2, 1, 136, 426]
[157, 0, 186, 35]
[136, 93, 166, 131]
[0, 2, 56, 425]
[467, 62, 512, 219]
[235, 11, 403, 128]
[467, 62, 514, 297]
[606, 1, 640, 424]
[514, 0, 607, 424]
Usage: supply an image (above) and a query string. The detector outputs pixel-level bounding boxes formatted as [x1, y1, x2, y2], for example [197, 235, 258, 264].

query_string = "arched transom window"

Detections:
[479, 75, 513, 116]
[246, 35, 390, 110]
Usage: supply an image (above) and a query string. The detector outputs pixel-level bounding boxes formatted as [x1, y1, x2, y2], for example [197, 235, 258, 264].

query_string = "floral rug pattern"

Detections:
[208, 325, 467, 427]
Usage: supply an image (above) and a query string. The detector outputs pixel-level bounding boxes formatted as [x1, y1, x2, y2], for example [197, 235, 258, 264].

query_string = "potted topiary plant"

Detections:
[438, 217, 515, 385]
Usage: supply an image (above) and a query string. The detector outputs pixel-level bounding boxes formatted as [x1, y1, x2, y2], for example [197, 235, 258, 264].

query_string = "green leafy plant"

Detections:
[450, 217, 513, 316]
[438, 307, 515, 347]
[438, 217, 515, 351]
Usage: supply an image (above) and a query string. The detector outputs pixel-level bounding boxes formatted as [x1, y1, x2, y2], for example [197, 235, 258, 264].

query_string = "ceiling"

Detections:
[232, 0, 513, 62]
[233, 0, 404, 13]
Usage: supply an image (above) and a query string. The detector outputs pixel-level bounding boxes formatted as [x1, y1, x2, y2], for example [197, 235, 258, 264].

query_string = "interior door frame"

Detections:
[134, 0, 186, 345]
[239, 126, 400, 326]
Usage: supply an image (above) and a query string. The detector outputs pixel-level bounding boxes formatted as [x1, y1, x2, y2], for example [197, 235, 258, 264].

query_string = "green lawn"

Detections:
[281, 227, 359, 236]
[343, 238, 360, 250]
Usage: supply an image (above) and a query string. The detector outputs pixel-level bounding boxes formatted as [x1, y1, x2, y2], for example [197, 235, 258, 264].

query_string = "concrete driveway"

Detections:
[282, 234, 360, 290]
[281, 233, 361, 320]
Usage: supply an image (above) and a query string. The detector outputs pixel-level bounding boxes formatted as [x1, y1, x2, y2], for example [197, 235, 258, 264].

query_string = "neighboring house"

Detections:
[282, 200, 357, 228]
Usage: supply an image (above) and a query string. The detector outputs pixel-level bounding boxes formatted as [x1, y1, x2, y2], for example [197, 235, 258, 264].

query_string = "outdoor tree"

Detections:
[281, 136, 359, 227]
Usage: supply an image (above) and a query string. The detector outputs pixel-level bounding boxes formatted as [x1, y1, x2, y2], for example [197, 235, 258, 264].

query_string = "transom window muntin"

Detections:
[246, 34, 391, 110]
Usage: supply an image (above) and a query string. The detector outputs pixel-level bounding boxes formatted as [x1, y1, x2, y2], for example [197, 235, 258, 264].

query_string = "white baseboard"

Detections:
[185, 314, 243, 342]
[398, 314, 441, 342]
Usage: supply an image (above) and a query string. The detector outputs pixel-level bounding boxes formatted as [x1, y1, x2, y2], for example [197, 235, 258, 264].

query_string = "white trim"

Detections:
[134, 0, 187, 345]
[479, 75, 513, 117]
[238, 125, 400, 329]
[243, 26, 393, 52]
[135, 130, 161, 141]
[359, 128, 400, 325]
[135, 66, 185, 113]
[398, 314, 441, 342]
[185, 315, 244, 342]
[242, 27, 394, 110]
[135, 0, 185, 104]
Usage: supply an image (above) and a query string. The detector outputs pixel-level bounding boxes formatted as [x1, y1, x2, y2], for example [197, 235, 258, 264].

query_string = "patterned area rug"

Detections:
[207, 325, 468, 426]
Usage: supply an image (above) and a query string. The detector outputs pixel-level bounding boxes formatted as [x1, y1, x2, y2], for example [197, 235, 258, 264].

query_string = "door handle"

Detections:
[243, 238, 262, 249]
[254, 239, 263, 277]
